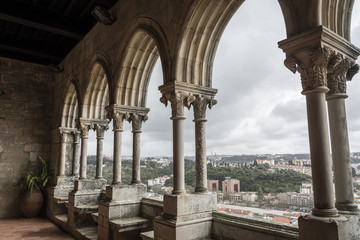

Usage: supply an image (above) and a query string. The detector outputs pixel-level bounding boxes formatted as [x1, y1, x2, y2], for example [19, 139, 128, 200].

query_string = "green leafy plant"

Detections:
[18, 156, 49, 194]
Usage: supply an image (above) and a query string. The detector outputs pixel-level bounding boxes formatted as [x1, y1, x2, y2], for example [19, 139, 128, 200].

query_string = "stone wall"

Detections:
[0, 57, 54, 218]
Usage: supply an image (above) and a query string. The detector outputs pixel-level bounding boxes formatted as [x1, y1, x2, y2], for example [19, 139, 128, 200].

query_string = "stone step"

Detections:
[140, 231, 154, 240]
[91, 212, 98, 223]
[54, 195, 69, 204]
[54, 213, 68, 223]
[110, 216, 150, 233]
[76, 226, 98, 240]
[140, 230, 213, 240]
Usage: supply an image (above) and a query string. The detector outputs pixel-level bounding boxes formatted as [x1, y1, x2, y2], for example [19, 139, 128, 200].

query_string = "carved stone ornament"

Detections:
[79, 123, 91, 138]
[192, 96, 217, 120]
[95, 124, 109, 139]
[130, 114, 147, 132]
[111, 112, 126, 131]
[327, 58, 352, 95]
[160, 93, 187, 119]
[59, 131, 68, 143]
[193, 96, 209, 120]
[300, 47, 334, 91]
[346, 63, 359, 81]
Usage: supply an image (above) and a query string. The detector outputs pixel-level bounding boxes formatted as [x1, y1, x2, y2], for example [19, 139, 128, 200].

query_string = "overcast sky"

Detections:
[88, 0, 360, 157]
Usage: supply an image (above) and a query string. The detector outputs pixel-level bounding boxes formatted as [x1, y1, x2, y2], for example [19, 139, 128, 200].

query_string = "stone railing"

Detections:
[212, 211, 299, 240]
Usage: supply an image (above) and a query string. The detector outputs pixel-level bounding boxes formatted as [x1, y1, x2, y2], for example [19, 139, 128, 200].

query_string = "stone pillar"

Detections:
[95, 124, 108, 179]
[327, 60, 359, 213]
[72, 132, 81, 177]
[278, 25, 360, 240]
[79, 123, 91, 179]
[192, 96, 216, 193]
[110, 112, 126, 185]
[161, 93, 187, 195]
[287, 46, 338, 217]
[59, 130, 68, 176]
[130, 114, 147, 184]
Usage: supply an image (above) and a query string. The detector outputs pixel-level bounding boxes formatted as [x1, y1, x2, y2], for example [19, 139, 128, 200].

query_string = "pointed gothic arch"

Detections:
[81, 53, 112, 119]
[113, 18, 170, 107]
[278, 0, 355, 39]
[173, 0, 245, 87]
[59, 75, 81, 129]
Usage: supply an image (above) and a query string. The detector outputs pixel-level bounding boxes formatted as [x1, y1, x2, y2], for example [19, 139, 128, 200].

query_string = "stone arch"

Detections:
[113, 17, 170, 107]
[60, 77, 80, 128]
[278, 0, 355, 40]
[174, 0, 245, 87]
[81, 53, 112, 119]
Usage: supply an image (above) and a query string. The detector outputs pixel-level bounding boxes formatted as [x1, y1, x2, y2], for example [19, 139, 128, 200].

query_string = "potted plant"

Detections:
[18, 156, 49, 217]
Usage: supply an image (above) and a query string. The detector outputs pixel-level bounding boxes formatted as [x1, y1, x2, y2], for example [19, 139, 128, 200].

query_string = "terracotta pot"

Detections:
[19, 188, 44, 217]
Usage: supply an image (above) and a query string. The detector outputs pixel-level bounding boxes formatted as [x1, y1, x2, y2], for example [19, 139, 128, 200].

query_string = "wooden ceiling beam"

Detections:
[0, 13, 83, 40]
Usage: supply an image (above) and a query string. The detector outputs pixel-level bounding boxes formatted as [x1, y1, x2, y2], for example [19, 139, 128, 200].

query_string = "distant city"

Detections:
[86, 152, 360, 226]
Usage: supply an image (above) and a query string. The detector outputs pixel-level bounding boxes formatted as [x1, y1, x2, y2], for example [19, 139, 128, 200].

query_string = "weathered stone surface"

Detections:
[0, 56, 53, 218]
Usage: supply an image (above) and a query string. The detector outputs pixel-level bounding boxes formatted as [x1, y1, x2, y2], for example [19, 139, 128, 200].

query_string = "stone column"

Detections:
[327, 60, 359, 212]
[79, 123, 91, 179]
[59, 130, 68, 176]
[192, 96, 216, 193]
[110, 112, 126, 185]
[130, 114, 147, 184]
[72, 132, 81, 177]
[161, 93, 187, 195]
[95, 124, 108, 179]
[289, 47, 338, 217]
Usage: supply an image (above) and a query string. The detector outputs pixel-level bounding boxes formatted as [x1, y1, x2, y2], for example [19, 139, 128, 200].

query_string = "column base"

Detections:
[154, 193, 217, 240]
[299, 214, 360, 240]
[312, 207, 338, 217]
[336, 202, 359, 214]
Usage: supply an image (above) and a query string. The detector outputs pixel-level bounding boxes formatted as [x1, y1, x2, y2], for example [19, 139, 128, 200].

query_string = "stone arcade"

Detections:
[0, 0, 359, 239]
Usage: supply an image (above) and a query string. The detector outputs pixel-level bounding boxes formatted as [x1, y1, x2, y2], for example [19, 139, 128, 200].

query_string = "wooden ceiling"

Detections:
[0, 0, 117, 65]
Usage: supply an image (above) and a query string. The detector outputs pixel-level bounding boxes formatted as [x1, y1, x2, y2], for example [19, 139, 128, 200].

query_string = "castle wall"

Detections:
[0, 57, 54, 218]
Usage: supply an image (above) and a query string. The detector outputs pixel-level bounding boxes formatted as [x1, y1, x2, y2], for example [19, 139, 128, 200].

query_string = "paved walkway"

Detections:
[0, 217, 75, 240]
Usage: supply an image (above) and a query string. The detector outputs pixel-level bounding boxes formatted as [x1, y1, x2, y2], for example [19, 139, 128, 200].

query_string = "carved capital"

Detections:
[79, 122, 91, 138]
[327, 58, 353, 96]
[301, 47, 334, 92]
[129, 114, 148, 133]
[59, 131, 68, 143]
[95, 124, 109, 139]
[192, 96, 217, 121]
[161, 93, 188, 119]
[346, 63, 359, 81]
[107, 111, 129, 131]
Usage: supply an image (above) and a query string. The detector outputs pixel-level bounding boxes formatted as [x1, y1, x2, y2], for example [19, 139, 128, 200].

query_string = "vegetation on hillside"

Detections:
[87, 157, 311, 194]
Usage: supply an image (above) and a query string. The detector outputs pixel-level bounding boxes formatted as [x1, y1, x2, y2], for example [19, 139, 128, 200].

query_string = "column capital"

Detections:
[58, 127, 70, 142]
[191, 95, 217, 121]
[129, 113, 148, 133]
[108, 112, 128, 131]
[326, 57, 358, 99]
[278, 26, 360, 94]
[95, 123, 109, 139]
[160, 92, 190, 120]
[158, 80, 217, 119]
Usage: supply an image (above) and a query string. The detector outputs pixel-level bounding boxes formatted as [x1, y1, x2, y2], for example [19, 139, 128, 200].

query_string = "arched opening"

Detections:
[207, 0, 312, 216]
[82, 62, 110, 119]
[61, 82, 79, 129]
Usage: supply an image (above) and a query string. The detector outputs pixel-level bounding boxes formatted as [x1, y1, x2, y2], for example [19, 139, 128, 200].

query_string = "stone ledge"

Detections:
[110, 216, 150, 233]
[212, 211, 299, 239]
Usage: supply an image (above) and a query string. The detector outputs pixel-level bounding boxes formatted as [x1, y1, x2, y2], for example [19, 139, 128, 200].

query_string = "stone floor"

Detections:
[0, 217, 75, 240]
